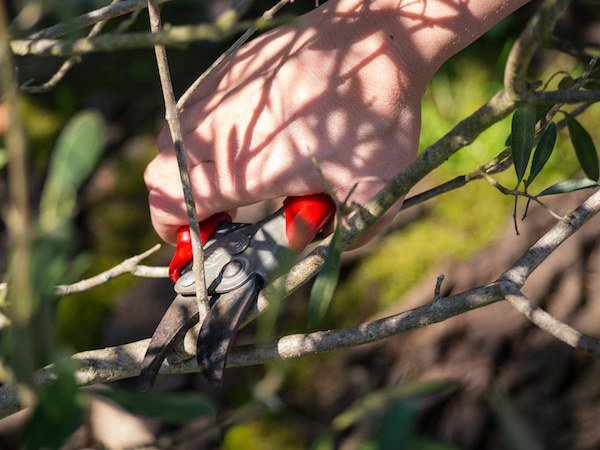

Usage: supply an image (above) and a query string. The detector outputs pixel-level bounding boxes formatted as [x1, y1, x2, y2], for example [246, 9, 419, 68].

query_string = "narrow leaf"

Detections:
[91, 389, 214, 424]
[333, 379, 457, 431]
[308, 227, 342, 328]
[537, 178, 598, 196]
[565, 113, 599, 181]
[40, 110, 105, 230]
[376, 400, 416, 450]
[528, 123, 557, 183]
[511, 105, 537, 183]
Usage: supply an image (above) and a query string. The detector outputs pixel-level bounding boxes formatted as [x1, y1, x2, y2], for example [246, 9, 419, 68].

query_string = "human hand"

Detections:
[144, 0, 527, 245]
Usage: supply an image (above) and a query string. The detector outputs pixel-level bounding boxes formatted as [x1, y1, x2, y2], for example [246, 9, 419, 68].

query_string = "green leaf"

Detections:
[537, 178, 598, 196]
[25, 365, 86, 450]
[511, 105, 537, 183]
[39, 110, 105, 231]
[565, 113, 599, 181]
[308, 227, 342, 328]
[91, 389, 214, 424]
[333, 379, 457, 431]
[376, 400, 416, 450]
[557, 75, 575, 90]
[528, 122, 557, 184]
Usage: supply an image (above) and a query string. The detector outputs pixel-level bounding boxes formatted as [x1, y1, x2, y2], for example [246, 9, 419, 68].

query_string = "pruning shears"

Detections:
[140, 193, 336, 389]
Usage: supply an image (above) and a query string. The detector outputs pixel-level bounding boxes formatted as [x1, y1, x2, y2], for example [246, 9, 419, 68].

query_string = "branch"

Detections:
[504, 0, 573, 101]
[400, 97, 592, 213]
[503, 286, 600, 356]
[55, 244, 166, 296]
[146, 1, 210, 322]
[501, 189, 600, 286]
[529, 89, 600, 104]
[20, 0, 121, 94]
[10, 16, 286, 57]
[546, 36, 600, 59]
[26, 0, 172, 40]
[177, 0, 291, 107]
[2, 189, 598, 418]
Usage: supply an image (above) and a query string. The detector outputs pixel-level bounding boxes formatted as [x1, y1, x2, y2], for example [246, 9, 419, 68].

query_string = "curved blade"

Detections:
[197, 275, 263, 386]
[140, 294, 199, 391]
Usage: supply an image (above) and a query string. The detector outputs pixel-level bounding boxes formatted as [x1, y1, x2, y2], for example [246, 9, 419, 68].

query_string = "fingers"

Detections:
[145, 154, 245, 244]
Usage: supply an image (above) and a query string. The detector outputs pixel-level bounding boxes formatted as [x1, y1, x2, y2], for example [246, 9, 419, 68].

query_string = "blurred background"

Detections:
[0, 0, 599, 448]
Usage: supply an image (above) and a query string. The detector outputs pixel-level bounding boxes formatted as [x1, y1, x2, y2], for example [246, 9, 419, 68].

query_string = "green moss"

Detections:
[222, 418, 305, 450]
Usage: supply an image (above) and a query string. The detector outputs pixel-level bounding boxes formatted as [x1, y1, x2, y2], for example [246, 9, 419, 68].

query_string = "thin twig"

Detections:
[55, 245, 165, 296]
[433, 273, 445, 302]
[26, 0, 172, 40]
[503, 286, 600, 356]
[177, 0, 291, 107]
[545, 36, 600, 59]
[21, 0, 121, 94]
[529, 89, 600, 104]
[146, 1, 209, 322]
[11, 16, 287, 57]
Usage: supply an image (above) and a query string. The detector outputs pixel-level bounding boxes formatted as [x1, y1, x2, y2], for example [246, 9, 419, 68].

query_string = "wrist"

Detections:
[332, 0, 531, 76]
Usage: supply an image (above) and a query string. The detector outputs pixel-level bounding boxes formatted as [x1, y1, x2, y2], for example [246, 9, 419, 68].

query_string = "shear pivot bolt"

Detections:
[222, 260, 243, 278]
[227, 236, 249, 254]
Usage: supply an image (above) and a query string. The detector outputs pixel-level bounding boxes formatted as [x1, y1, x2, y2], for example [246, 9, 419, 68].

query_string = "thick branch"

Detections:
[2, 189, 598, 417]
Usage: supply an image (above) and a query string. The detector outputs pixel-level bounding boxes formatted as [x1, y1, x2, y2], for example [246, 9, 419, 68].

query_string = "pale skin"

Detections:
[144, 0, 530, 245]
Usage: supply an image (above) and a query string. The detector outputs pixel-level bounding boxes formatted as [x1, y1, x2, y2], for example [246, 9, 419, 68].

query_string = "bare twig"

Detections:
[146, 1, 209, 322]
[11, 16, 287, 57]
[27, 0, 172, 40]
[546, 36, 600, 59]
[503, 286, 600, 356]
[529, 89, 600, 104]
[21, 0, 121, 94]
[177, 0, 291, 107]
[433, 273, 445, 302]
[55, 245, 165, 296]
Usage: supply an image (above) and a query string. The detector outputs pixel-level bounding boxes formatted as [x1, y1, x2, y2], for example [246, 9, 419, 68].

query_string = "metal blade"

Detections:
[197, 275, 263, 386]
[139, 294, 199, 390]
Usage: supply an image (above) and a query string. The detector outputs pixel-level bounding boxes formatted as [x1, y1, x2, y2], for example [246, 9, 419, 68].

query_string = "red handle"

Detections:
[169, 212, 231, 282]
[283, 194, 336, 252]
[168, 194, 336, 282]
